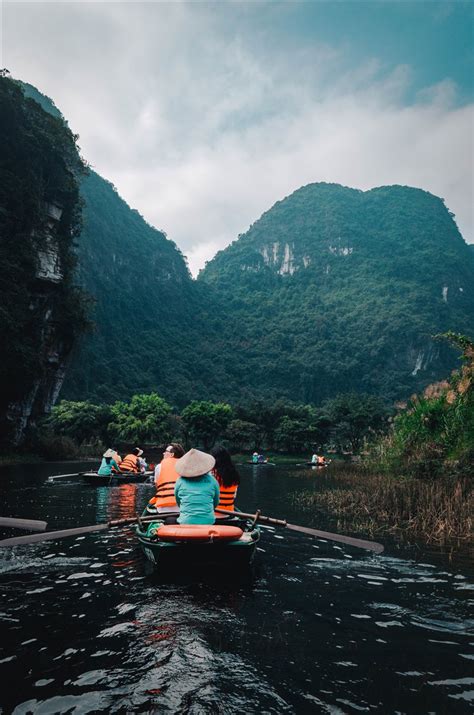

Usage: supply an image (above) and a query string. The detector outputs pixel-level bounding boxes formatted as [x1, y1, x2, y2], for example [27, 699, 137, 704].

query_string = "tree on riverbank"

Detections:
[31, 390, 390, 456]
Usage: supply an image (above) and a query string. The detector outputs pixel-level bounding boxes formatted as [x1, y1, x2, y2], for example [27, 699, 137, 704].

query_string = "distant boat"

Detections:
[246, 461, 276, 466]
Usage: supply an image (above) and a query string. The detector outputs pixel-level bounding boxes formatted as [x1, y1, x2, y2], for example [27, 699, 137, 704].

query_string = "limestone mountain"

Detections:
[4, 77, 474, 437]
[199, 183, 474, 403]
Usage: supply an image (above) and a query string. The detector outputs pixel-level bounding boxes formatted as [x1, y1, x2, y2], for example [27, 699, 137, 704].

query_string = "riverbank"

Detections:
[0, 452, 44, 467]
[294, 463, 474, 548]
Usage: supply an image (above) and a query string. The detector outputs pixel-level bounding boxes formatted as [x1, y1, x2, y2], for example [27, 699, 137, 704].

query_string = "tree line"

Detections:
[40, 391, 389, 455]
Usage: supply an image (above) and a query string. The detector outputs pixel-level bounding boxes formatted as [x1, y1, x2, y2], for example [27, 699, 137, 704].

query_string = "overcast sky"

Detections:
[3, 1, 473, 274]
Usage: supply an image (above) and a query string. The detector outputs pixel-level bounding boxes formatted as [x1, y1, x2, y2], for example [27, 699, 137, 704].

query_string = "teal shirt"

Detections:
[98, 457, 120, 475]
[174, 473, 220, 525]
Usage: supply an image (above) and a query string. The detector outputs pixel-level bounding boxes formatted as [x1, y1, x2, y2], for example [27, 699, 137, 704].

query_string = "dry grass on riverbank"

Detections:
[294, 468, 474, 544]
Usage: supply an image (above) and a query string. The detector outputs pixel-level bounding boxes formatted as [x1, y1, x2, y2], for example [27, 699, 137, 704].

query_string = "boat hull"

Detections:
[245, 461, 275, 466]
[82, 471, 151, 485]
[136, 518, 260, 569]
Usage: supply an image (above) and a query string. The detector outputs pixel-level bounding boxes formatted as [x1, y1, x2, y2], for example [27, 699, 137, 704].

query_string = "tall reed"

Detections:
[294, 467, 473, 543]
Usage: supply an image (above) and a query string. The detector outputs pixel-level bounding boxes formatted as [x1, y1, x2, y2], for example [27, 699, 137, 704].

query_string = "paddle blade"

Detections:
[0, 524, 110, 547]
[0, 517, 47, 532]
[287, 523, 384, 554]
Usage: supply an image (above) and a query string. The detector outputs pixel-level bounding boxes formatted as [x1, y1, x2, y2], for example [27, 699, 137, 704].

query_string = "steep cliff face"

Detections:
[14, 80, 234, 409]
[0, 75, 87, 445]
[200, 183, 474, 402]
[61, 170, 215, 404]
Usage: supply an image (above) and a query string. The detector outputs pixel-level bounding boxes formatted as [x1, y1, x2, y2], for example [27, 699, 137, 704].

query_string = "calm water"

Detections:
[0, 462, 473, 714]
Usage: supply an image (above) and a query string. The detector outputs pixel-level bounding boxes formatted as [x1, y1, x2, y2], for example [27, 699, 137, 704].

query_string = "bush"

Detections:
[35, 434, 79, 460]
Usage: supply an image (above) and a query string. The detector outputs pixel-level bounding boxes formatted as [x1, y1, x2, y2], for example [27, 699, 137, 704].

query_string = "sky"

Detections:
[2, 0, 473, 275]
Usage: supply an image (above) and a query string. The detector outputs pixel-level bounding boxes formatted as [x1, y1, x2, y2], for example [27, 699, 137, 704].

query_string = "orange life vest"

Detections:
[119, 454, 139, 473]
[153, 458, 179, 509]
[216, 483, 238, 512]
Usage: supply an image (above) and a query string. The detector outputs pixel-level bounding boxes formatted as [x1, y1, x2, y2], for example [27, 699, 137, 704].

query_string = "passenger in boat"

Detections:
[211, 446, 240, 517]
[252, 452, 259, 464]
[311, 453, 327, 466]
[98, 448, 121, 475]
[174, 449, 219, 524]
[138, 455, 148, 473]
[257, 453, 267, 464]
[118, 448, 143, 473]
[149, 443, 185, 514]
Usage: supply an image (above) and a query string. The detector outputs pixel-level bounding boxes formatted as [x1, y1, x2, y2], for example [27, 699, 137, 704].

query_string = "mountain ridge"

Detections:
[8, 78, 474, 414]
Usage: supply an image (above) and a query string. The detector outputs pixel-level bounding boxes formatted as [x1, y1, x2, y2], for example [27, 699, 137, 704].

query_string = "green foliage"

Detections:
[108, 393, 172, 444]
[323, 393, 388, 452]
[200, 183, 474, 405]
[43, 400, 112, 443]
[372, 334, 474, 476]
[181, 400, 233, 450]
[225, 419, 258, 452]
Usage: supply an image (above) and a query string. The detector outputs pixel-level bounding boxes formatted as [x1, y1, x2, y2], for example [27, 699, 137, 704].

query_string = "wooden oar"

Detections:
[216, 508, 384, 554]
[0, 517, 48, 531]
[0, 516, 165, 548]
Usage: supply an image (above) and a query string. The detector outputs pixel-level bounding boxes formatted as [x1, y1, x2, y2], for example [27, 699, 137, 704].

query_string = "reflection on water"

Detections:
[0, 462, 473, 713]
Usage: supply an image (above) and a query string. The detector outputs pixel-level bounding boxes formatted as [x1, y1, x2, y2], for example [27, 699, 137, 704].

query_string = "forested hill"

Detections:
[18, 81, 237, 407]
[199, 183, 474, 403]
[10, 80, 474, 412]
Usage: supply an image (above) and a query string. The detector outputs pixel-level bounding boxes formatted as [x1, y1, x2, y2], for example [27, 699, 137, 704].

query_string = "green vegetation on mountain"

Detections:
[3, 78, 474, 448]
[0, 73, 88, 443]
[200, 183, 474, 405]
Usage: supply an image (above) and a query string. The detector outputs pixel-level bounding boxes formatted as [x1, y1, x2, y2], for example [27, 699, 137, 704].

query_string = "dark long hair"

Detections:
[211, 446, 240, 488]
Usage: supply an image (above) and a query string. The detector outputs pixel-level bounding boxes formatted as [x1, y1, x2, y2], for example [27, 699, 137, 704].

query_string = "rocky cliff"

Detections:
[0, 75, 88, 445]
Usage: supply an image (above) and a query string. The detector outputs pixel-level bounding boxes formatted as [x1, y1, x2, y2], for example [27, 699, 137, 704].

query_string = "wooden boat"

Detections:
[305, 462, 329, 467]
[246, 461, 276, 466]
[136, 509, 260, 568]
[81, 470, 152, 485]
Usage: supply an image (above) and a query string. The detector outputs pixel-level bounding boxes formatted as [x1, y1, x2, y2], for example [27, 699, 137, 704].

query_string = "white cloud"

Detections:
[3, 2, 473, 275]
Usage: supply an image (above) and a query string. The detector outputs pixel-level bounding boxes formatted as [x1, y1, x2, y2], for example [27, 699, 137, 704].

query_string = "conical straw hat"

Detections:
[175, 448, 215, 478]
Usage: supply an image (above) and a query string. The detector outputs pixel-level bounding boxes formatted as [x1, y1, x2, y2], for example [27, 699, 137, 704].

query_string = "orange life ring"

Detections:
[156, 524, 243, 542]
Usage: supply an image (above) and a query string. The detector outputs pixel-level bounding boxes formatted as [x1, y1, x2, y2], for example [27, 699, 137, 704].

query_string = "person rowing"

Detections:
[173, 449, 219, 525]
[118, 447, 144, 473]
[311, 453, 329, 466]
[148, 443, 185, 516]
[98, 449, 121, 475]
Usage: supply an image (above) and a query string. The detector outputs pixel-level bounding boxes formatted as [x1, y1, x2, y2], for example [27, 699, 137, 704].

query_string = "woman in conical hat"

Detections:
[98, 448, 121, 476]
[173, 449, 220, 525]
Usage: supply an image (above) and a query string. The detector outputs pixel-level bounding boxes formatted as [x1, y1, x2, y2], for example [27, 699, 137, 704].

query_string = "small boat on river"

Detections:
[81, 471, 152, 485]
[136, 509, 261, 568]
[245, 461, 276, 466]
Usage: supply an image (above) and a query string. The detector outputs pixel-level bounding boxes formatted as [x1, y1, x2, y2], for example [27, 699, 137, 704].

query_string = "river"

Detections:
[0, 461, 473, 714]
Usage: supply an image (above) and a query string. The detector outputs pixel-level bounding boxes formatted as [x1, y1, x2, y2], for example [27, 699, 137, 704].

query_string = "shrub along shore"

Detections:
[296, 333, 474, 545]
